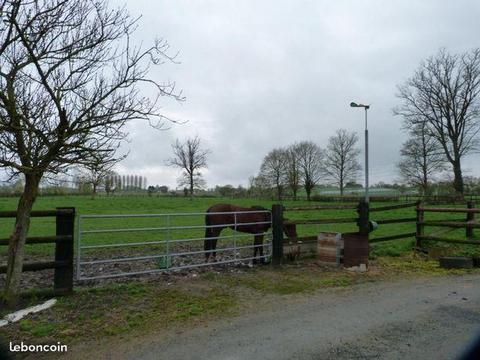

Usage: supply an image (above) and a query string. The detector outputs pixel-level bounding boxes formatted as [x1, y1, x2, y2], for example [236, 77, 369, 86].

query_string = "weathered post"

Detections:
[357, 199, 369, 237]
[54, 207, 75, 294]
[415, 201, 424, 248]
[271, 204, 284, 265]
[467, 201, 475, 238]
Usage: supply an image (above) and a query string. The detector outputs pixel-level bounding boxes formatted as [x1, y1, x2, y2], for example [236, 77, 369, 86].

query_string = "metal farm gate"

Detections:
[76, 210, 272, 281]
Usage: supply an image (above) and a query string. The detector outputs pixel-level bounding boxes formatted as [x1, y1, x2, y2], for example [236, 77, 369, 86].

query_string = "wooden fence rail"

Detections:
[283, 204, 358, 211]
[369, 202, 418, 212]
[415, 202, 479, 249]
[0, 207, 75, 295]
[275, 200, 480, 260]
[288, 218, 358, 225]
[272, 200, 369, 264]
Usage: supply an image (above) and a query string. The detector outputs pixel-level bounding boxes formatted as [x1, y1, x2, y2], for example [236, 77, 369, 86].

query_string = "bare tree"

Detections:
[395, 48, 480, 194]
[167, 136, 209, 199]
[296, 141, 324, 201]
[285, 144, 301, 200]
[0, 0, 183, 305]
[323, 129, 361, 196]
[397, 121, 447, 195]
[79, 151, 126, 199]
[259, 148, 288, 201]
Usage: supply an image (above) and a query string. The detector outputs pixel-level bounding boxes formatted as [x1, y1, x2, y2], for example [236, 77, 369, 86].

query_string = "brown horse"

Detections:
[204, 204, 297, 263]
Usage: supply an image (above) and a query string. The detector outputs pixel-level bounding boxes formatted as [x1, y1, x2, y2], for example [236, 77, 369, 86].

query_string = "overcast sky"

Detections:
[112, 0, 480, 189]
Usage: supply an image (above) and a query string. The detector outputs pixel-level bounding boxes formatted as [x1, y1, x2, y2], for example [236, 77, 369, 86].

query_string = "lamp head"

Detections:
[350, 102, 370, 109]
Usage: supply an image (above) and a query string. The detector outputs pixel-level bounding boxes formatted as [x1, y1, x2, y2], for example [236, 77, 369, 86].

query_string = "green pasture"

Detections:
[0, 195, 479, 259]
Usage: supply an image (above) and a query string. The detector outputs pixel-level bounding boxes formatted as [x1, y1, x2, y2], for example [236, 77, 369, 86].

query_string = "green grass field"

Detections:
[0, 195, 479, 260]
[1, 195, 479, 346]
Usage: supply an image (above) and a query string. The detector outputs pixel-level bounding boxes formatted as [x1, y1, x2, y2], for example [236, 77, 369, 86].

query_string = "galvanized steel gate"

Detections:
[75, 210, 272, 281]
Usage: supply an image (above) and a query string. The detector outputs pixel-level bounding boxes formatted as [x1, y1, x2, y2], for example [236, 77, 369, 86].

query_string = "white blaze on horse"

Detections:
[204, 204, 297, 263]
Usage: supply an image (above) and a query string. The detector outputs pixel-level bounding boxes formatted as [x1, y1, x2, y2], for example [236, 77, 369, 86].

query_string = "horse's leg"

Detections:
[258, 235, 266, 264]
[204, 226, 212, 262]
[212, 229, 220, 262]
[207, 227, 221, 263]
[253, 235, 262, 264]
[205, 214, 212, 262]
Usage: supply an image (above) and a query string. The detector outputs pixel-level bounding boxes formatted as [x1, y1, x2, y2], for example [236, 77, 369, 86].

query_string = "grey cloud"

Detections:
[113, 0, 480, 187]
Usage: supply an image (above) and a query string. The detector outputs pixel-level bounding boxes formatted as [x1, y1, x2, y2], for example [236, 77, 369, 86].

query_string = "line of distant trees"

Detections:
[249, 129, 362, 201]
[73, 172, 148, 197]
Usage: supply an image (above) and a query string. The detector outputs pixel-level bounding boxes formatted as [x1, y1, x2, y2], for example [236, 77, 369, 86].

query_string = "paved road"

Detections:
[121, 274, 480, 360]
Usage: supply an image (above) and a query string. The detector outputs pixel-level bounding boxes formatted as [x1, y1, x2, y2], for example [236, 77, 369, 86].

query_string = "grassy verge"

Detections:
[1, 254, 479, 349]
[1, 281, 236, 346]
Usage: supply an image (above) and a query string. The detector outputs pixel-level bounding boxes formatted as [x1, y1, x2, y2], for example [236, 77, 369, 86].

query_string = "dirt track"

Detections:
[69, 274, 480, 360]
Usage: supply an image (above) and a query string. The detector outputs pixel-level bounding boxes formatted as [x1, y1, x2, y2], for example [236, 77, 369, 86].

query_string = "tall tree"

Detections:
[285, 144, 302, 200]
[323, 129, 361, 196]
[167, 136, 209, 199]
[395, 48, 480, 194]
[397, 121, 447, 195]
[259, 148, 288, 201]
[0, 0, 182, 305]
[296, 141, 324, 201]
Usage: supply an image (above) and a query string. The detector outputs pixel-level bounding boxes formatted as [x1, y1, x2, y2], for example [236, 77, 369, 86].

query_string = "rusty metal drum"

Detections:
[317, 232, 342, 265]
[343, 232, 369, 267]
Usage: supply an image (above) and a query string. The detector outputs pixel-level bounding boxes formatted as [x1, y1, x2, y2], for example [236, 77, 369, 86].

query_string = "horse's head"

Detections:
[250, 206, 271, 222]
[283, 220, 297, 240]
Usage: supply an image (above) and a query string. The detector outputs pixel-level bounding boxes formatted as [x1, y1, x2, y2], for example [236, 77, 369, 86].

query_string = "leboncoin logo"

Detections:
[9, 341, 68, 353]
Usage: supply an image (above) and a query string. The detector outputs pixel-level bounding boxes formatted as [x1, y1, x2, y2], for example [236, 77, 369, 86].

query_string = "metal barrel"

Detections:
[343, 232, 369, 267]
[317, 232, 342, 265]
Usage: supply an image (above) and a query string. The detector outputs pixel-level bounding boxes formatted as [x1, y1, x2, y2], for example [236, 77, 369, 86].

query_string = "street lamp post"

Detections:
[350, 102, 370, 203]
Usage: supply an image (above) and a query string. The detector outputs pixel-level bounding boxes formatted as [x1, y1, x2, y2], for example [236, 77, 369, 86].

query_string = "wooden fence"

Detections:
[271, 201, 371, 263]
[0, 208, 75, 295]
[415, 201, 480, 248]
[272, 199, 438, 264]
[368, 202, 418, 243]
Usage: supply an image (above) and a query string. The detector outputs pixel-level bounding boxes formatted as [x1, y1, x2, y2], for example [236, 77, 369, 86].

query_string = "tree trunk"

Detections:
[305, 186, 311, 201]
[91, 183, 97, 200]
[452, 160, 464, 194]
[340, 171, 344, 196]
[276, 185, 282, 201]
[3, 174, 40, 307]
[292, 188, 297, 201]
[189, 174, 194, 201]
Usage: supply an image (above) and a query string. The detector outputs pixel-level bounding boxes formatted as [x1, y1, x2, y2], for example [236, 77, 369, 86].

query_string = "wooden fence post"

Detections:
[271, 204, 284, 265]
[467, 201, 475, 238]
[54, 207, 75, 294]
[357, 199, 369, 236]
[415, 201, 424, 248]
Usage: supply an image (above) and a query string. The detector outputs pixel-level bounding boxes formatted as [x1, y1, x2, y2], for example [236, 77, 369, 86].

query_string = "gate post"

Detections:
[415, 201, 424, 248]
[357, 199, 369, 236]
[54, 207, 75, 294]
[467, 201, 475, 238]
[271, 204, 284, 265]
